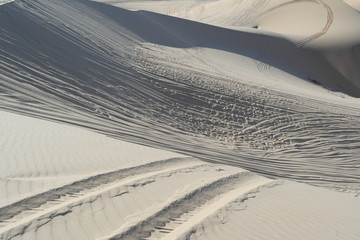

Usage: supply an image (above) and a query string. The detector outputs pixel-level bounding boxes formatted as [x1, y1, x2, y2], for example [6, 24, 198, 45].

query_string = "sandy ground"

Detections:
[0, 0, 360, 239]
[1, 111, 359, 240]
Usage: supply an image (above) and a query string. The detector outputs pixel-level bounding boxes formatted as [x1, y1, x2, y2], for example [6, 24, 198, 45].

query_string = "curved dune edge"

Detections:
[0, 0, 13, 6]
[99, 0, 360, 96]
[343, 0, 360, 10]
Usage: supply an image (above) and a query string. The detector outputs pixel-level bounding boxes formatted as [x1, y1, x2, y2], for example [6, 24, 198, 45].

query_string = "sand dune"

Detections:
[101, 0, 360, 93]
[0, 0, 360, 239]
[1, 0, 359, 190]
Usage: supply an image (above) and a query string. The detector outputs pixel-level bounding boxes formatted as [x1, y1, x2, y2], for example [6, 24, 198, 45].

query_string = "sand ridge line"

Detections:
[0, 0, 13, 6]
[258, 0, 317, 18]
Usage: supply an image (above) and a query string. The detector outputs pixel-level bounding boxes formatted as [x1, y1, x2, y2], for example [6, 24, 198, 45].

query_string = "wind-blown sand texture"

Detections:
[0, 0, 360, 239]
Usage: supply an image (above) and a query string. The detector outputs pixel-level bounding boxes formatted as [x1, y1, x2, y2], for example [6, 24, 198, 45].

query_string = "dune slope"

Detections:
[1, 0, 359, 190]
[1, 0, 360, 239]
[102, 0, 360, 95]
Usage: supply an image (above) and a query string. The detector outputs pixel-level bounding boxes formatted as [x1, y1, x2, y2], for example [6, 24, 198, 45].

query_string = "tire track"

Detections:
[0, 160, 251, 240]
[296, 0, 334, 47]
[0, 0, 359, 194]
[107, 173, 274, 240]
[257, 0, 334, 48]
[131, 53, 360, 191]
[0, 157, 198, 227]
[161, 180, 280, 240]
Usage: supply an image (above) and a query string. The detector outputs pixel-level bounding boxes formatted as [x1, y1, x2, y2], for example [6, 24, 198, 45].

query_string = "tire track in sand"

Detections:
[258, 0, 334, 48]
[296, 0, 334, 47]
[0, 157, 200, 229]
[0, 158, 264, 240]
[106, 173, 275, 240]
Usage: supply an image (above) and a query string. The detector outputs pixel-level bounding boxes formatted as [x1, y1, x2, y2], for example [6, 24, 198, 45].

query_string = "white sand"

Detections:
[183, 181, 360, 240]
[344, 0, 360, 10]
[0, 110, 182, 208]
[100, 0, 360, 95]
[0, 0, 360, 239]
[0, 0, 13, 6]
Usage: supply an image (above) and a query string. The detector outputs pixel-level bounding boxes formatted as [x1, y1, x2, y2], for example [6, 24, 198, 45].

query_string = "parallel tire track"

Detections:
[257, 0, 334, 48]
[0, 0, 359, 196]
[0, 157, 198, 227]
[0, 159, 263, 240]
[296, 0, 334, 48]
[107, 173, 273, 240]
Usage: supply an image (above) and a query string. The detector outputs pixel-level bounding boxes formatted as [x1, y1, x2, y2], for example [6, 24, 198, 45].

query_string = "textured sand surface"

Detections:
[0, 0, 359, 239]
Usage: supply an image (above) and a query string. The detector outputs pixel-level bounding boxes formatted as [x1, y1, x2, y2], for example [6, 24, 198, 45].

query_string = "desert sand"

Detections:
[0, 0, 359, 239]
